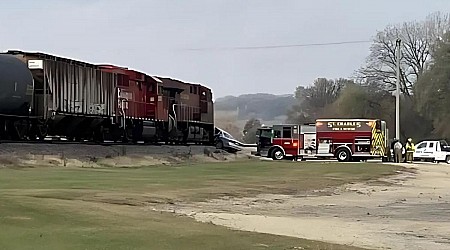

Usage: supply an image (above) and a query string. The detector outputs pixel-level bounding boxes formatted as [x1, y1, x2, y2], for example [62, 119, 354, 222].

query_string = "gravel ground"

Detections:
[0, 143, 252, 168]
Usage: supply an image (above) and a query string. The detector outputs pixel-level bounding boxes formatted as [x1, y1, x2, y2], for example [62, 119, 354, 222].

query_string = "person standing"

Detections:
[393, 139, 403, 163]
[405, 138, 415, 163]
[387, 139, 393, 162]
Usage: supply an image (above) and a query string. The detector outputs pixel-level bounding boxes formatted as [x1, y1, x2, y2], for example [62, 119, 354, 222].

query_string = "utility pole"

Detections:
[395, 39, 401, 140]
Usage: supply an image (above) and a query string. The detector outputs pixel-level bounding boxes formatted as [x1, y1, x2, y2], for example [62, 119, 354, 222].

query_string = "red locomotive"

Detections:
[0, 50, 214, 144]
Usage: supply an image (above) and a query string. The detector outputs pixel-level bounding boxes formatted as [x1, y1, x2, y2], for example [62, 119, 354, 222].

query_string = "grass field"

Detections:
[0, 161, 402, 250]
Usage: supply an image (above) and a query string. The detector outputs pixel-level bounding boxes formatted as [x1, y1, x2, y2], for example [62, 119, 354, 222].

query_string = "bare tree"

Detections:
[302, 78, 345, 109]
[359, 12, 450, 96]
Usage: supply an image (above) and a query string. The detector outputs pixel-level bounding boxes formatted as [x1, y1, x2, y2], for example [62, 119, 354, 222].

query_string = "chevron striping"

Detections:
[370, 122, 386, 156]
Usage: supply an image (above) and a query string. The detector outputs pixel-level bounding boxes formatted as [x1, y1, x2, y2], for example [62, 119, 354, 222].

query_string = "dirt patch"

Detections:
[151, 163, 450, 250]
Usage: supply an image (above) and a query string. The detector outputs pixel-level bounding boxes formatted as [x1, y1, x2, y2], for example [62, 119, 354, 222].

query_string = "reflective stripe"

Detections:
[370, 122, 385, 156]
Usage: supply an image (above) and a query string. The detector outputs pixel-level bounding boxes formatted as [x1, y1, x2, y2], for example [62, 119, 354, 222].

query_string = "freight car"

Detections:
[0, 54, 34, 140]
[0, 50, 215, 145]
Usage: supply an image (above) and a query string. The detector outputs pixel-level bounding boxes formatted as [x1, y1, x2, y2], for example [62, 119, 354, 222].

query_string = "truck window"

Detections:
[416, 143, 426, 149]
[429, 142, 434, 148]
[282, 127, 292, 138]
[274, 130, 281, 138]
[260, 130, 273, 138]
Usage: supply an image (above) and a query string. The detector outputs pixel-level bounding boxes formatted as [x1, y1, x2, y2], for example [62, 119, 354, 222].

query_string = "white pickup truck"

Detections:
[413, 140, 450, 164]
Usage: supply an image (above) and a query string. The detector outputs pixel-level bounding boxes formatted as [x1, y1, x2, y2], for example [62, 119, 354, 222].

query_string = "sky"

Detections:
[1, 0, 449, 98]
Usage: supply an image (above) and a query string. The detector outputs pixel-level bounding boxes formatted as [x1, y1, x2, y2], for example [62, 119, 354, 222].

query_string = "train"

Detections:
[0, 50, 215, 144]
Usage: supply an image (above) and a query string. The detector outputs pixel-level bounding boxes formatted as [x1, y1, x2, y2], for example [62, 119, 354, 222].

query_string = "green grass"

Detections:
[0, 161, 402, 250]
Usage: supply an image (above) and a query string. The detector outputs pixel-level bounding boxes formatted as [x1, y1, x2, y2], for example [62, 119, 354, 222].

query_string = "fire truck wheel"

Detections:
[271, 148, 284, 160]
[336, 148, 351, 162]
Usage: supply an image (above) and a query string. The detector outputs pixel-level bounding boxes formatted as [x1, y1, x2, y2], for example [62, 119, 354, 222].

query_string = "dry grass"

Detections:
[0, 161, 402, 249]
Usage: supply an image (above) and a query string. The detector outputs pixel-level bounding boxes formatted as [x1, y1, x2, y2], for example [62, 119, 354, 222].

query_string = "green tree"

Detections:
[330, 84, 381, 118]
[328, 83, 393, 126]
[242, 118, 262, 144]
[415, 33, 450, 139]
[399, 97, 433, 141]
[324, 82, 431, 141]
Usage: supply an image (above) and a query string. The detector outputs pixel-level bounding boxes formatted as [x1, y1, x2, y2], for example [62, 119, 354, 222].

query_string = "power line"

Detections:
[183, 40, 372, 51]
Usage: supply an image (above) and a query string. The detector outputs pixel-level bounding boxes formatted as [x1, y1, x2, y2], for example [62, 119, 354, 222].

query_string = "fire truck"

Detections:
[256, 119, 388, 162]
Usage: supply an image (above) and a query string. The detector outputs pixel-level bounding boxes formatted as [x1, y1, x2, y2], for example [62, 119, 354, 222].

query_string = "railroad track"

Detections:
[0, 139, 212, 147]
[0, 140, 146, 146]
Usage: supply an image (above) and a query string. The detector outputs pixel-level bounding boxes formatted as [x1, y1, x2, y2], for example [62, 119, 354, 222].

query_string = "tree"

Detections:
[399, 97, 433, 141]
[358, 12, 450, 96]
[286, 78, 348, 123]
[286, 86, 308, 124]
[415, 33, 450, 139]
[328, 83, 394, 130]
[242, 118, 262, 144]
[324, 82, 432, 141]
[330, 84, 388, 118]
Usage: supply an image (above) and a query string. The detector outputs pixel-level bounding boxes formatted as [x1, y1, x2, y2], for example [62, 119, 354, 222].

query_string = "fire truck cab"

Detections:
[256, 119, 388, 162]
[256, 125, 300, 160]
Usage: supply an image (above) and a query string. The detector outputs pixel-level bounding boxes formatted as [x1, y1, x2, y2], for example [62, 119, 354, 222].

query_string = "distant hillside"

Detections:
[215, 93, 296, 122]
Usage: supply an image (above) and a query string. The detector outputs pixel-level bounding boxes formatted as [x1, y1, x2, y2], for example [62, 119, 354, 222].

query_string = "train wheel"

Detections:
[110, 127, 122, 142]
[12, 120, 29, 140]
[93, 127, 105, 143]
[37, 124, 48, 140]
